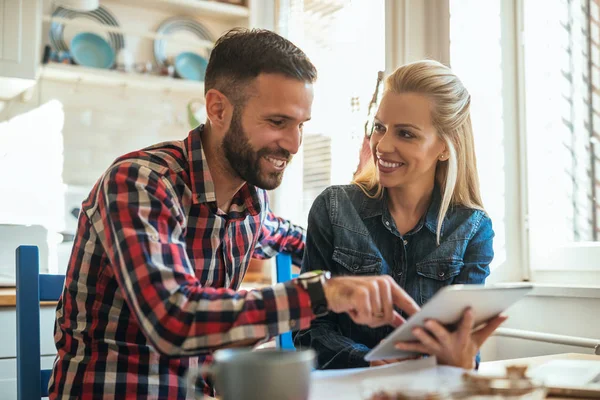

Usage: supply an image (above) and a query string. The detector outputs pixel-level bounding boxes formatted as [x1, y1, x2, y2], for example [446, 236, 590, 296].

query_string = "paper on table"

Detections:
[309, 357, 465, 400]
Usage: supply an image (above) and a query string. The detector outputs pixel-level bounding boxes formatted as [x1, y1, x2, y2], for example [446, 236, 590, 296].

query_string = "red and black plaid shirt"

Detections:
[49, 126, 312, 399]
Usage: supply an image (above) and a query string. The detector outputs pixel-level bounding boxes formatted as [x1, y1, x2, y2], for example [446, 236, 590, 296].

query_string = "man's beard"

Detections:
[222, 109, 291, 190]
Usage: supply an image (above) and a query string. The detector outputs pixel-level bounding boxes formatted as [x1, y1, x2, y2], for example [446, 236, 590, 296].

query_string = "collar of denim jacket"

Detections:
[358, 183, 444, 236]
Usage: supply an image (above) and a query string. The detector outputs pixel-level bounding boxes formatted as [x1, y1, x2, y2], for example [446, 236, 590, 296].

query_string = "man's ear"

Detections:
[205, 89, 232, 129]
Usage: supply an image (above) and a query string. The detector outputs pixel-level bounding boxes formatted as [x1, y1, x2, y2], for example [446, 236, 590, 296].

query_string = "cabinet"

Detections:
[0, 0, 42, 99]
[0, 306, 57, 400]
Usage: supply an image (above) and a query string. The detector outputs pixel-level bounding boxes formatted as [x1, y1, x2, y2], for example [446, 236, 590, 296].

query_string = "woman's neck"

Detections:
[386, 180, 436, 234]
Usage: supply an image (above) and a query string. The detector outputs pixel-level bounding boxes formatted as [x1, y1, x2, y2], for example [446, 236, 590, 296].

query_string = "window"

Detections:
[449, 0, 506, 271]
[450, 0, 600, 284]
[522, 0, 600, 282]
[275, 0, 385, 226]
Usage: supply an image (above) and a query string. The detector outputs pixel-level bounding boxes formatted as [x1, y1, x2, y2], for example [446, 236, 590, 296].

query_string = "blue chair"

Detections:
[16, 245, 65, 399]
[275, 253, 298, 350]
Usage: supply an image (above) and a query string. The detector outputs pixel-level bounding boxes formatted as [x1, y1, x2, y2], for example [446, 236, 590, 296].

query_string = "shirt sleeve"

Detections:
[253, 202, 306, 266]
[452, 213, 494, 285]
[92, 161, 314, 356]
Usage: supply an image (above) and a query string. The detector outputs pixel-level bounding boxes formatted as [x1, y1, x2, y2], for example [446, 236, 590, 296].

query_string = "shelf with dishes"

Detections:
[41, 3, 219, 91]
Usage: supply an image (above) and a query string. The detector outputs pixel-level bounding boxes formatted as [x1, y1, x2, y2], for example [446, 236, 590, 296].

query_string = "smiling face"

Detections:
[222, 73, 314, 190]
[370, 92, 447, 189]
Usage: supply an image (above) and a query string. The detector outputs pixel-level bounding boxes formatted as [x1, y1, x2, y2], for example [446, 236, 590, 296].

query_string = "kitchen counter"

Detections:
[0, 278, 271, 307]
[0, 288, 58, 307]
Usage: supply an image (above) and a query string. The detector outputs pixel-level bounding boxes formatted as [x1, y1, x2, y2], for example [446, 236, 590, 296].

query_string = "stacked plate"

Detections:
[49, 5, 124, 53]
[153, 17, 214, 71]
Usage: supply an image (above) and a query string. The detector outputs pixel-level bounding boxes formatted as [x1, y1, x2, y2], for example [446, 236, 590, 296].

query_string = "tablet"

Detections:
[364, 283, 533, 362]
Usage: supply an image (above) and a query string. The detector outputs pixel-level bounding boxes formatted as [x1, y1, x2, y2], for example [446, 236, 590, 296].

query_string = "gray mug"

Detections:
[187, 348, 316, 400]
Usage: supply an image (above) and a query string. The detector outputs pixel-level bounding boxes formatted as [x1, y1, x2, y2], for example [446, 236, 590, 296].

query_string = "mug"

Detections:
[187, 348, 316, 400]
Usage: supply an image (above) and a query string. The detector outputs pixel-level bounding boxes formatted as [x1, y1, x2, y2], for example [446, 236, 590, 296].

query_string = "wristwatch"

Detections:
[297, 270, 331, 317]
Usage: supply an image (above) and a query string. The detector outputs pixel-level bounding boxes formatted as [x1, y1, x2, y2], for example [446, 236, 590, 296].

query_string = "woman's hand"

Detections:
[393, 309, 508, 369]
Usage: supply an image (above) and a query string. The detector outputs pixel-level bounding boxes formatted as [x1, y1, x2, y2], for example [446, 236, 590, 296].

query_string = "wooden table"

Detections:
[0, 287, 18, 306]
[0, 287, 58, 307]
[479, 353, 599, 399]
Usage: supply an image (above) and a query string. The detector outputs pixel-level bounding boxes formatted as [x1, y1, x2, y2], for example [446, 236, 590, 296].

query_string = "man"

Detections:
[49, 29, 420, 399]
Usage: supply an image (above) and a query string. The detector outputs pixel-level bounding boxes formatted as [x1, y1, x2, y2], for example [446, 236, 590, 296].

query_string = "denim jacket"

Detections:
[294, 184, 494, 369]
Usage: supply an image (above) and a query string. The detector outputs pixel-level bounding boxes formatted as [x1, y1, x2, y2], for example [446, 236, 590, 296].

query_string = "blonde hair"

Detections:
[353, 60, 484, 244]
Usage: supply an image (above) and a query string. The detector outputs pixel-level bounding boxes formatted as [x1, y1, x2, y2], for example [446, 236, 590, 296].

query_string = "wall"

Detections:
[0, 50, 200, 276]
[480, 289, 600, 361]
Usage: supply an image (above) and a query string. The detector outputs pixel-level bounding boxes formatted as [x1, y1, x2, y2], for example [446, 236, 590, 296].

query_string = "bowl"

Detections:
[174, 52, 208, 82]
[70, 32, 115, 69]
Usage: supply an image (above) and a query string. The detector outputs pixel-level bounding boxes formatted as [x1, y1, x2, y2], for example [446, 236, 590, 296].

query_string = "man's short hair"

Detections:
[204, 28, 317, 105]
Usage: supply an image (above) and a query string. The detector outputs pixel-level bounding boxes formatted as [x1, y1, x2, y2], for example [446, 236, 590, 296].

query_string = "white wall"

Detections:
[481, 290, 600, 361]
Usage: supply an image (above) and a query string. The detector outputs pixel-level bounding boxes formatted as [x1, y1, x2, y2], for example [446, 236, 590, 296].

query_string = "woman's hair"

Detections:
[353, 60, 484, 244]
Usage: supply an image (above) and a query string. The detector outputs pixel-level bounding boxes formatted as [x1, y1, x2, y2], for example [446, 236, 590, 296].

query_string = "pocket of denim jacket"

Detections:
[416, 260, 463, 304]
[416, 260, 463, 281]
[332, 247, 382, 274]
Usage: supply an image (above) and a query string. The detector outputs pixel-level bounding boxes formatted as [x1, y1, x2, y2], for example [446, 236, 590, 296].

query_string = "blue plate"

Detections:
[174, 52, 208, 82]
[70, 32, 115, 69]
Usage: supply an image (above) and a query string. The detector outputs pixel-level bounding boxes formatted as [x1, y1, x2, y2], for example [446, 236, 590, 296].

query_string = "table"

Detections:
[204, 353, 599, 399]
[0, 287, 58, 307]
[479, 353, 599, 399]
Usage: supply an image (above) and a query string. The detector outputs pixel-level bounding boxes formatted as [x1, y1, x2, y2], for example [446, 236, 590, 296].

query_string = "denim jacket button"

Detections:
[438, 271, 445, 277]
[385, 221, 390, 226]
[403, 239, 408, 246]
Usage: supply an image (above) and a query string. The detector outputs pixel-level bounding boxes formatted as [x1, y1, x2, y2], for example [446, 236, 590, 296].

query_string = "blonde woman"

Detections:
[295, 60, 506, 370]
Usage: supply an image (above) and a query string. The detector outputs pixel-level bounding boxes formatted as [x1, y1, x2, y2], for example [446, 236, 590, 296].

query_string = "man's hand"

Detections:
[323, 275, 420, 328]
[394, 308, 508, 369]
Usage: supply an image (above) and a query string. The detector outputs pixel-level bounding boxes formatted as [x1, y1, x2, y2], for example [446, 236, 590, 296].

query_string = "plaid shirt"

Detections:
[49, 126, 312, 399]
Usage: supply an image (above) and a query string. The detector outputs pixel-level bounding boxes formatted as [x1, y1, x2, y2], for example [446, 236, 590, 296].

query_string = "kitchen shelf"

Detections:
[42, 0, 249, 48]
[40, 63, 205, 93]
[121, 0, 249, 20]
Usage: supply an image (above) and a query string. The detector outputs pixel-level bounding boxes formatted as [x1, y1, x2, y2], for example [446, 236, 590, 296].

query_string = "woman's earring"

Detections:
[439, 154, 448, 161]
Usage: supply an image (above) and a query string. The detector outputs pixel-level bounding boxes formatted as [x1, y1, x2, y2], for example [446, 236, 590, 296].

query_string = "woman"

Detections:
[294, 60, 504, 370]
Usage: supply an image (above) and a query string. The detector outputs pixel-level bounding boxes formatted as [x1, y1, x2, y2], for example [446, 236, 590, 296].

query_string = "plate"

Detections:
[154, 17, 213, 68]
[49, 5, 124, 53]
[174, 52, 208, 81]
[70, 32, 115, 69]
